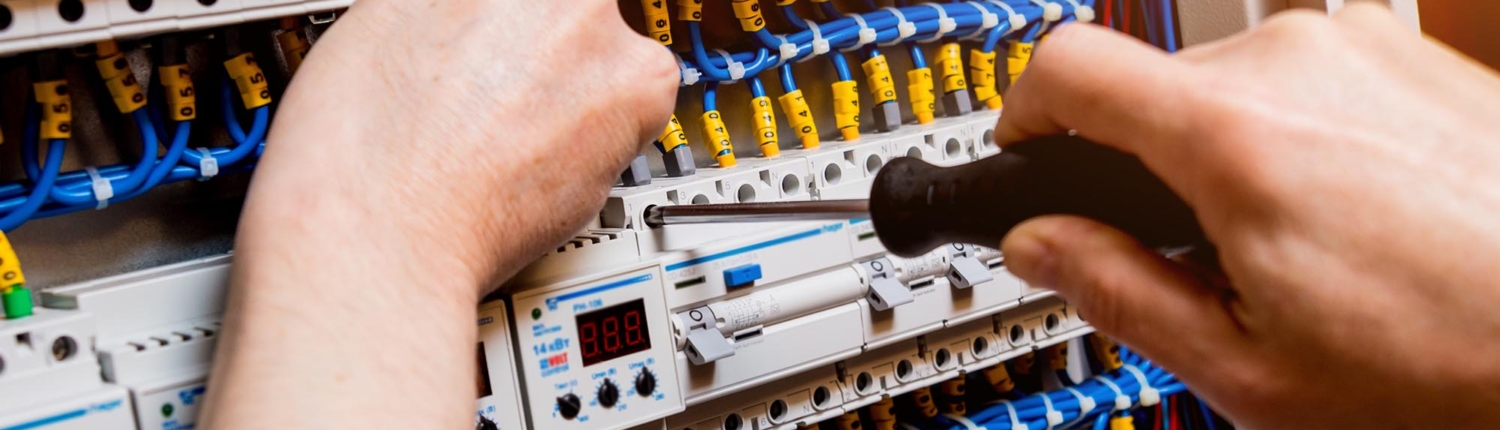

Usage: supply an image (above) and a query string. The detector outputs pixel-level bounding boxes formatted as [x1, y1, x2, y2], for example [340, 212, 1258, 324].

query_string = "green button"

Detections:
[161, 403, 174, 418]
[531, 308, 542, 320]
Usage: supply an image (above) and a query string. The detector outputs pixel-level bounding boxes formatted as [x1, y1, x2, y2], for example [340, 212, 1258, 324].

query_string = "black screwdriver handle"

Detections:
[870, 135, 1207, 258]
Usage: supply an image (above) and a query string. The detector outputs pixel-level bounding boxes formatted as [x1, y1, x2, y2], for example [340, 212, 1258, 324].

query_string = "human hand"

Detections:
[204, 1, 676, 427]
[995, 5, 1500, 428]
[242, 0, 678, 293]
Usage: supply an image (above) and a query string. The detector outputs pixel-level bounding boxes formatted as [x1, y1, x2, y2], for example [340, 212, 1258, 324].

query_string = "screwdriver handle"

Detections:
[870, 135, 1207, 257]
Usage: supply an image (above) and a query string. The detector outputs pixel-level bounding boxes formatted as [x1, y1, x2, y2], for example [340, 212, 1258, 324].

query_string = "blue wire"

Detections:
[748, 76, 767, 98]
[31, 120, 192, 219]
[1160, 397, 1170, 430]
[819, 1, 842, 19]
[1141, 0, 1160, 48]
[779, 63, 798, 92]
[704, 81, 719, 112]
[1198, 396, 1218, 430]
[830, 52, 853, 81]
[1, 140, 64, 232]
[1092, 411, 1110, 430]
[1160, 0, 1178, 52]
[1021, 20, 1044, 43]
[909, 42, 928, 68]
[783, 4, 810, 31]
[753, 28, 783, 50]
[42, 110, 160, 206]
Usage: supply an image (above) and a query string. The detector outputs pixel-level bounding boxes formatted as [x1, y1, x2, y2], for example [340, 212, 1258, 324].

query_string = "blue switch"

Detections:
[723, 264, 763, 288]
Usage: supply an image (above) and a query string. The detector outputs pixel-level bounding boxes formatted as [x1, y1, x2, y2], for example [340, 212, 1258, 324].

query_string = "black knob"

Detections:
[475, 416, 498, 430]
[634, 369, 657, 397]
[557, 393, 582, 420]
[597, 379, 620, 408]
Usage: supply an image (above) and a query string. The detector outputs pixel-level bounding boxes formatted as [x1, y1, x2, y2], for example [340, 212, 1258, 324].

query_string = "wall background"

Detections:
[1420, 2, 1500, 69]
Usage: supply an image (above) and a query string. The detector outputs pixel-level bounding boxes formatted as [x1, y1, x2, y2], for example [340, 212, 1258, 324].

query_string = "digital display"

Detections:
[575, 299, 651, 366]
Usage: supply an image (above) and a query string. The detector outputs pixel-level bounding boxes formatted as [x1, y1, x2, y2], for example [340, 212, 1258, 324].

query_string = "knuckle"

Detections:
[1255, 10, 1340, 45]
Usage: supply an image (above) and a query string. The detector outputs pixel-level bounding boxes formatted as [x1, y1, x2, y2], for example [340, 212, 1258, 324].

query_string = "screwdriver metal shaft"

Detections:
[644, 200, 869, 227]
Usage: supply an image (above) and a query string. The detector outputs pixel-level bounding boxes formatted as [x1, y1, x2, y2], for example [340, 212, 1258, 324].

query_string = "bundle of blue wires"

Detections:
[0, 76, 269, 231]
[900, 347, 1189, 430]
[683, 1, 1061, 84]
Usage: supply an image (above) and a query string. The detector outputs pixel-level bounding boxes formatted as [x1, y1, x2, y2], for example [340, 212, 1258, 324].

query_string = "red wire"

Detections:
[1121, 0, 1133, 35]
[1102, 0, 1114, 29]
[1169, 396, 1181, 430]
[1153, 404, 1162, 430]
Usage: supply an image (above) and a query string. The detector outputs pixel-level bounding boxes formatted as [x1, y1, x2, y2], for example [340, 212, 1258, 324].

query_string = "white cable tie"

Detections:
[840, 13, 878, 52]
[918, 3, 957, 43]
[998, 400, 1029, 430]
[801, 19, 830, 62]
[776, 35, 798, 67]
[675, 54, 701, 86]
[1039, 394, 1064, 430]
[1122, 364, 1161, 407]
[84, 167, 113, 210]
[945, 414, 988, 430]
[1094, 376, 1131, 411]
[960, 2, 999, 41]
[989, 0, 1029, 34]
[878, 7, 918, 46]
[714, 49, 745, 83]
[1065, 387, 1096, 416]
[1063, 0, 1096, 22]
[196, 148, 219, 180]
[1031, 0, 1064, 22]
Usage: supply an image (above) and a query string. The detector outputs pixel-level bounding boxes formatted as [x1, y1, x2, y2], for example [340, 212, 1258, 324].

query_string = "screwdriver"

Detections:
[643, 135, 1207, 258]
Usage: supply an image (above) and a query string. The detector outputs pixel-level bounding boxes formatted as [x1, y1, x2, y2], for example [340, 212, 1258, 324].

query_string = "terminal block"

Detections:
[942, 89, 974, 117]
[662, 146, 697, 178]
[871, 101, 903, 133]
[620, 155, 653, 187]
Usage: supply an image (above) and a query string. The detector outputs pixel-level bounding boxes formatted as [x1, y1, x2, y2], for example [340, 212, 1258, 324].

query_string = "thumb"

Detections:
[1001, 215, 1245, 375]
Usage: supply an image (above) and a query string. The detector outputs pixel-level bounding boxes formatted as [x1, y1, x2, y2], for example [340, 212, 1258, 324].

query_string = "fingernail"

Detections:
[1002, 230, 1060, 288]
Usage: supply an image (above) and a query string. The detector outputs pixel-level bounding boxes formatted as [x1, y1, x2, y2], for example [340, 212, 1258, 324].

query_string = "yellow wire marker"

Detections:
[909, 386, 939, 419]
[937, 43, 968, 93]
[700, 110, 737, 167]
[870, 396, 898, 430]
[970, 49, 1002, 110]
[224, 53, 272, 109]
[833, 411, 861, 430]
[750, 96, 781, 157]
[863, 55, 898, 105]
[832, 80, 860, 141]
[33, 80, 72, 140]
[641, 0, 673, 45]
[778, 89, 820, 148]
[657, 114, 689, 153]
[983, 363, 1017, 393]
[277, 18, 311, 74]
[907, 68, 936, 124]
[0, 231, 30, 319]
[939, 378, 968, 415]
[1090, 334, 1125, 371]
[94, 41, 147, 114]
[1007, 42, 1035, 86]
[160, 65, 197, 121]
[731, 0, 766, 32]
[677, 0, 703, 21]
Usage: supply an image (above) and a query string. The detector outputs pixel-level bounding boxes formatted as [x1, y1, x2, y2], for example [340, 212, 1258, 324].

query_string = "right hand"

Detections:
[995, 5, 1500, 428]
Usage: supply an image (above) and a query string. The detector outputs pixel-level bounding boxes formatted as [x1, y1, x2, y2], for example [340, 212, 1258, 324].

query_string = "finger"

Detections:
[1001, 215, 1247, 372]
[995, 24, 1205, 166]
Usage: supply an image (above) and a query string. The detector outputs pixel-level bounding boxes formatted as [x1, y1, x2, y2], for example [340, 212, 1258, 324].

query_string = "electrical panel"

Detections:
[0, 0, 1340, 428]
